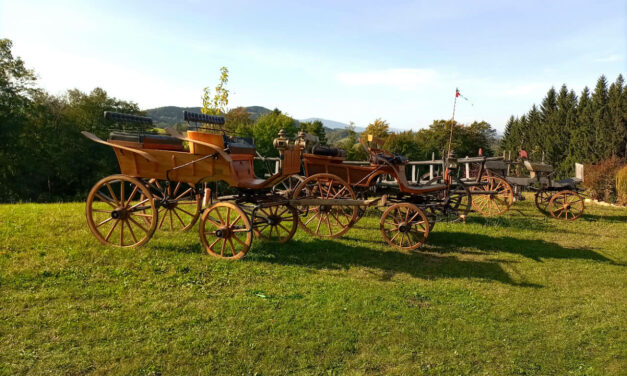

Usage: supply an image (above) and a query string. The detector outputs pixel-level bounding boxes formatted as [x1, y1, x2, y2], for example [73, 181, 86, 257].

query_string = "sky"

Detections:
[1, 0, 625, 131]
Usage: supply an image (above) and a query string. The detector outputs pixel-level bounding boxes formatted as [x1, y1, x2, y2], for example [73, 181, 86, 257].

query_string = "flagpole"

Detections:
[447, 88, 458, 158]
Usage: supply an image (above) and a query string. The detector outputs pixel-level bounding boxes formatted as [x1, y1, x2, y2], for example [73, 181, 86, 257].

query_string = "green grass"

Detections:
[1, 197, 626, 375]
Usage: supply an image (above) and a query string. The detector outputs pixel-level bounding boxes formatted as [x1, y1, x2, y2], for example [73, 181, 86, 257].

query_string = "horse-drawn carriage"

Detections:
[483, 151, 585, 220]
[82, 111, 478, 256]
[83, 111, 316, 259]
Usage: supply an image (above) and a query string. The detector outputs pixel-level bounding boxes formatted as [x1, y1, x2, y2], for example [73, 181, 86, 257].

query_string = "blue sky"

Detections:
[1, 0, 625, 131]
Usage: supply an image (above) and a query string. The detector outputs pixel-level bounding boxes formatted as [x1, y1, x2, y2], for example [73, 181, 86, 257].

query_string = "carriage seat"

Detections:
[223, 136, 256, 155]
[373, 152, 407, 165]
[553, 177, 582, 188]
[108, 132, 184, 151]
[312, 145, 347, 158]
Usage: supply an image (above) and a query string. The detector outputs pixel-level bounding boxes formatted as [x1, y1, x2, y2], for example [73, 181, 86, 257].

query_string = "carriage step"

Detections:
[288, 197, 380, 207]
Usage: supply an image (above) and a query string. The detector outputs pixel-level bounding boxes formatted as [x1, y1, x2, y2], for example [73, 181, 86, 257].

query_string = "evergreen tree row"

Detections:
[501, 74, 627, 178]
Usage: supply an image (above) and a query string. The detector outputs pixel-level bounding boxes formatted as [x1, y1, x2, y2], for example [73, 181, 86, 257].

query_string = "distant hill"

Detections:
[145, 106, 272, 125]
[144, 106, 358, 144]
[300, 117, 364, 131]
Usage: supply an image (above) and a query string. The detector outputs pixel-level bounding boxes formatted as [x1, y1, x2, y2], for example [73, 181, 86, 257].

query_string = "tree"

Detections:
[591, 75, 612, 159]
[607, 74, 626, 157]
[384, 131, 421, 160]
[0, 39, 39, 200]
[225, 106, 253, 134]
[253, 109, 298, 157]
[363, 118, 390, 140]
[299, 120, 327, 145]
[201, 66, 229, 115]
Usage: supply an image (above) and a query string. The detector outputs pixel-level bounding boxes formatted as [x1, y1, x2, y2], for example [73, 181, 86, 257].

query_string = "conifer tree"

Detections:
[591, 75, 611, 159]
[607, 74, 626, 157]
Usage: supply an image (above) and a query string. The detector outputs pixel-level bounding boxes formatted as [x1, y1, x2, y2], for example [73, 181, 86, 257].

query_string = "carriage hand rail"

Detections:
[80, 131, 157, 163]
[165, 128, 233, 163]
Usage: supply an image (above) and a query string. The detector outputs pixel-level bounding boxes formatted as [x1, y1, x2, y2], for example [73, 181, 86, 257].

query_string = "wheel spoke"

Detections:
[125, 185, 140, 207]
[175, 187, 193, 201]
[173, 209, 187, 228]
[96, 217, 114, 228]
[128, 216, 149, 234]
[105, 219, 120, 241]
[126, 219, 138, 243]
[105, 183, 120, 205]
[119, 220, 124, 246]
[95, 192, 117, 208]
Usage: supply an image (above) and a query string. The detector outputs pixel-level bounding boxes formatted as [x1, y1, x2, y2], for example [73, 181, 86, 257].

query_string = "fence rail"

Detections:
[255, 153, 505, 183]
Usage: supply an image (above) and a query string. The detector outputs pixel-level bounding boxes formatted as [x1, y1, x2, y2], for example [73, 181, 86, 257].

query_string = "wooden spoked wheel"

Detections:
[425, 176, 471, 223]
[380, 203, 430, 251]
[548, 190, 585, 220]
[144, 179, 201, 232]
[252, 205, 298, 243]
[272, 175, 305, 198]
[292, 173, 358, 238]
[199, 202, 253, 259]
[470, 176, 513, 216]
[534, 189, 552, 214]
[86, 174, 157, 247]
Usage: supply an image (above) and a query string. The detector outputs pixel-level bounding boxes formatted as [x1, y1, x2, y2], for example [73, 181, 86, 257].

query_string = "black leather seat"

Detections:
[312, 145, 346, 157]
[374, 153, 407, 165]
[223, 136, 256, 155]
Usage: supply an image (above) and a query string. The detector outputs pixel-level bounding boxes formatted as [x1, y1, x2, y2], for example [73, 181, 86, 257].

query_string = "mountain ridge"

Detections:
[145, 105, 357, 130]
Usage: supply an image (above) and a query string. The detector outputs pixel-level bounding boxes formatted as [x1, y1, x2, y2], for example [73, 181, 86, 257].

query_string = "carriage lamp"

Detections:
[273, 128, 289, 151]
[447, 151, 458, 169]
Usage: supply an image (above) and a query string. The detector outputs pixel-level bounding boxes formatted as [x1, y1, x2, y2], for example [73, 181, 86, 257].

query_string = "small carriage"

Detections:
[484, 151, 585, 220]
[292, 135, 472, 250]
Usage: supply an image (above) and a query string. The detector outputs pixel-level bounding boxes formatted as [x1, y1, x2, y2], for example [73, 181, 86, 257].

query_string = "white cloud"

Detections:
[595, 53, 623, 63]
[502, 83, 548, 97]
[337, 68, 437, 90]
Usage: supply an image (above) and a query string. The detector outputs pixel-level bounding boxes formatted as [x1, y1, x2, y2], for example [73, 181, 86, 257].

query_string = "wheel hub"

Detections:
[320, 205, 331, 213]
[266, 215, 281, 226]
[215, 227, 230, 238]
[398, 222, 410, 233]
[111, 209, 129, 220]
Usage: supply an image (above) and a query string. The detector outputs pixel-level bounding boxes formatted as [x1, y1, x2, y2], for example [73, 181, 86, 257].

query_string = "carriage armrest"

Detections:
[81, 131, 157, 162]
[165, 128, 232, 162]
[523, 160, 553, 173]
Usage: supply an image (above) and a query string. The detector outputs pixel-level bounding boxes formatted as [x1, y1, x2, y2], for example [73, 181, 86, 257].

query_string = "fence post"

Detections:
[411, 165, 416, 183]
[465, 161, 470, 179]
[429, 152, 435, 180]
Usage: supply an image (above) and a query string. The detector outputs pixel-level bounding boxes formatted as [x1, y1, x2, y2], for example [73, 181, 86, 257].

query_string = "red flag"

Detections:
[455, 88, 460, 98]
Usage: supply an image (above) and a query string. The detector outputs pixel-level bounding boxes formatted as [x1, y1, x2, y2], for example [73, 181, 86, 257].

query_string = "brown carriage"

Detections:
[83, 111, 309, 259]
[292, 135, 472, 250]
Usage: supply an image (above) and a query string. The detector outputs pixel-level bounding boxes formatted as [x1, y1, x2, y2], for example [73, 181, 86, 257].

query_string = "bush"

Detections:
[616, 165, 627, 205]
[583, 156, 625, 203]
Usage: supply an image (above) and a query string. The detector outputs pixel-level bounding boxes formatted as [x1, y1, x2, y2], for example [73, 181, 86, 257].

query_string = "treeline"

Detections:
[500, 74, 626, 178]
[1, 38, 498, 202]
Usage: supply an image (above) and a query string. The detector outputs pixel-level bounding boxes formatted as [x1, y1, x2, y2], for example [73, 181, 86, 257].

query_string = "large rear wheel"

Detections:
[86, 174, 157, 247]
[144, 179, 201, 231]
[292, 173, 358, 238]
[470, 176, 513, 216]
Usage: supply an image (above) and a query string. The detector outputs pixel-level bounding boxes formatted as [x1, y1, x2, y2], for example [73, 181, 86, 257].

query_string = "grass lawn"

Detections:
[1, 197, 625, 375]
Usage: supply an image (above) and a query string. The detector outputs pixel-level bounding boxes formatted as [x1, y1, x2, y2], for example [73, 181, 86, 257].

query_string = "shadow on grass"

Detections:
[427, 231, 614, 263]
[249, 239, 541, 288]
[464, 215, 554, 232]
[580, 213, 627, 222]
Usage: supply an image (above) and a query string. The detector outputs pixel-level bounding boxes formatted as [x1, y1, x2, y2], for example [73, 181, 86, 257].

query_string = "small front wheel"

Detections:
[548, 190, 585, 220]
[380, 203, 430, 251]
[199, 202, 253, 259]
[253, 205, 299, 243]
